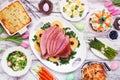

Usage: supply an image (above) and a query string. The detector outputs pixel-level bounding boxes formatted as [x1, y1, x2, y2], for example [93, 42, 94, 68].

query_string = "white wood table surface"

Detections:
[0, 0, 120, 80]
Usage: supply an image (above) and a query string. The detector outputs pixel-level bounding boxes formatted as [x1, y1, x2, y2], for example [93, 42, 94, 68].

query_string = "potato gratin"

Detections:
[0, 1, 31, 35]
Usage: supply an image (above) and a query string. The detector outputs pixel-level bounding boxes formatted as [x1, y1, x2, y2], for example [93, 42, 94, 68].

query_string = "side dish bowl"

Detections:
[1, 46, 32, 77]
[80, 62, 111, 80]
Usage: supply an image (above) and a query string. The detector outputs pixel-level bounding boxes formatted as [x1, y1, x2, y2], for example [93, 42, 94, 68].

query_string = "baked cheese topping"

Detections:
[0, 1, 31, 34]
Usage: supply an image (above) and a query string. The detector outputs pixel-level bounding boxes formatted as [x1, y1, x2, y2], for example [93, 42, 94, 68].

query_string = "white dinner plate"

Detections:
[29, 16, 87, 73]
[90, 38, 117, 60]
[60, 0, 89, 21]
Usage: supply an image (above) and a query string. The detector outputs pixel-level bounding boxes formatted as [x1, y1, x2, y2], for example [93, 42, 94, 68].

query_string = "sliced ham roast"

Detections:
[40, 26, 57, 58]
[46, 26, 61, 55]
[40, 26, 72, 59]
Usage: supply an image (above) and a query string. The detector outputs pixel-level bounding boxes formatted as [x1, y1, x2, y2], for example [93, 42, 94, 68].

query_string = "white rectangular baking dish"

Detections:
[0, 0, 32, 35]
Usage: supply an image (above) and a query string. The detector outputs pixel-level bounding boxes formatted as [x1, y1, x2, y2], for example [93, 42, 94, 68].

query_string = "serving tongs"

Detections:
[21, 0, 40, 20]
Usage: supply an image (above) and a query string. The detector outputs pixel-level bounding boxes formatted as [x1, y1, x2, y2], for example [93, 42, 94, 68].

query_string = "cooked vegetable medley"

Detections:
[7, 51, 27, 71]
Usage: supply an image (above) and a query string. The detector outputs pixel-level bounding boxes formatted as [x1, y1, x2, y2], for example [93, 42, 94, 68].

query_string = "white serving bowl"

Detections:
[86, 9, 112, 35]
[80, 62, 109, 80]
[1, 46, 32, 77]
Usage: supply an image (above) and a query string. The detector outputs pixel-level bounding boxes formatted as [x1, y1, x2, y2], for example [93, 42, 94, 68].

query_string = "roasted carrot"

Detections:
[97, 27, 103, 32]
[41, 67, 54, 79]
[39, 77, 44, 80]
[105, 23, 110, 27]
[106, 14, 111, 18]
[40, 70, 52, 80]
[38, 72, 48, 80]
[37, 65, 55, 80]
[94, 20, 99, 24]
[95, 13, 100, 18]
[102, 10, 105, 16]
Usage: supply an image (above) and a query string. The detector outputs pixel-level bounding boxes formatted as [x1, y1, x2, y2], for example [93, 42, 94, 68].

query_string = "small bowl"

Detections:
[1, 46, 32, 77]
[87, 9, 112, 35]
[108, 30, 120, 41]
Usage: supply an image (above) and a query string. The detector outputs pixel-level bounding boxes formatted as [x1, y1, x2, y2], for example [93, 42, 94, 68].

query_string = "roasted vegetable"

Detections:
[33, 65, 56, 80]
[89, 38, 118, 60]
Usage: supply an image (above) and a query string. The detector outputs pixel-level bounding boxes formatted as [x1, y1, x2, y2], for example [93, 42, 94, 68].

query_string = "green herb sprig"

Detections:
[41, 22, 51, 30]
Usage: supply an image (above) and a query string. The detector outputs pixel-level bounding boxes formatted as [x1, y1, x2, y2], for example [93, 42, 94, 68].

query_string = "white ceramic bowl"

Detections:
[1, 46, 32, 77]
[87, 9, 112, 35]
[80, 62, 108, 80]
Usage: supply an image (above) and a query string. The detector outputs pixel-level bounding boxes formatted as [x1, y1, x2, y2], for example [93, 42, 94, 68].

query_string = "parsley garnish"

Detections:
[32, 35, 37, 42]
[41, 22, 51, 30]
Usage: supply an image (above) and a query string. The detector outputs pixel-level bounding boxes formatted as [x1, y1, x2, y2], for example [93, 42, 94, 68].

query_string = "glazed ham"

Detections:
[40, 26, 57, 58]
[40, 26, 72, 59]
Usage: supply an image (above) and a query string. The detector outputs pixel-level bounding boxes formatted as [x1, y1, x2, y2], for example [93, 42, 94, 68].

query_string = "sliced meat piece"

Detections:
[54, 36, 71, 57]
[52, 31, 64, 56]
[50, 30, 64, 56]
[40, 26, 57, 59]
[53, 33, 66, 56]
[58, 44, 72, 58]
[47, 26, 61, 56]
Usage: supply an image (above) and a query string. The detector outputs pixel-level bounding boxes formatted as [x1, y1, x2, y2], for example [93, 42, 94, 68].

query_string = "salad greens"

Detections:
[89, 38, 118, 60]
[7, 51, 27, 71]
